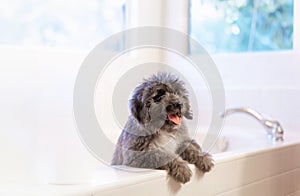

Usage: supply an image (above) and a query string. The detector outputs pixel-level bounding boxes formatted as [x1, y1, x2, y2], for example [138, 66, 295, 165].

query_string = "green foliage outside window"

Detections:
[190, 0, 293, 53]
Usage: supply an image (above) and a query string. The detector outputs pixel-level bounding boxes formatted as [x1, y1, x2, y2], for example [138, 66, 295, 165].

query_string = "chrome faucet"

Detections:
[221, 107, 284, 142]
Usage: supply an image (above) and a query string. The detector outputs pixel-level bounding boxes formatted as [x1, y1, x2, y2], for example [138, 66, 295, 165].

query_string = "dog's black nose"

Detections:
[166, 103, 182, 112]
[174, 103, 182, 109]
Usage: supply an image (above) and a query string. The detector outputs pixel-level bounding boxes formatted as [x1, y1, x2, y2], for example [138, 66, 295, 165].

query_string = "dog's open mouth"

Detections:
[167, 113, 182, 125]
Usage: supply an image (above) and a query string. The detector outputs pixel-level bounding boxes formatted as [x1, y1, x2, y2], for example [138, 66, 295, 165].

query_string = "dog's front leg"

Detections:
[158, 156, 192, 184]
[124, 149, 192, 183]
[179, 140, 214, 172]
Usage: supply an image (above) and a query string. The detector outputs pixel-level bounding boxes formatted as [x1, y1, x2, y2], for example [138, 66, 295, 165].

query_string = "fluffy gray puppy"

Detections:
[111, 72, 213, 183]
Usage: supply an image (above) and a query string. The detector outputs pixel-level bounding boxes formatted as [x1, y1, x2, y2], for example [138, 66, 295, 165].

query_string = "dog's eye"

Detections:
[153, 89, 165, 102]
[157, 89, 166, 96]
[153, 95, 162, 102]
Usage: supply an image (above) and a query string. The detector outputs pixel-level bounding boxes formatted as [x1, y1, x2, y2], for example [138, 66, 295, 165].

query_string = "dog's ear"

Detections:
[129, 97, 143, 122]
[183, 96, 193, 120]
[129, 84, 145, 123]
[184, 105, 193, 120]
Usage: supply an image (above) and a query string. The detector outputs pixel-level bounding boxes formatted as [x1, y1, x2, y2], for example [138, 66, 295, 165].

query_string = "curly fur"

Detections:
[111, 72, 213, 183]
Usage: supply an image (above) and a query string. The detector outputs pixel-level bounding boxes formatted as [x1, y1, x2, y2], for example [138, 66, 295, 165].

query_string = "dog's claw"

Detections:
[196, 153, 214, 172]
[173, 164, 192, 183]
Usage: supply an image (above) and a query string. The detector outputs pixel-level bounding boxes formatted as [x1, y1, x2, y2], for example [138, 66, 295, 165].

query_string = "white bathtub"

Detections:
[2, 46, 300, 195]
[1, 128, 300, 196]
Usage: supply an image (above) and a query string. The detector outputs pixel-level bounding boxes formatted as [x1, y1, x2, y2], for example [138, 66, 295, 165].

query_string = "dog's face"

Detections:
[129, 73, 193, 131]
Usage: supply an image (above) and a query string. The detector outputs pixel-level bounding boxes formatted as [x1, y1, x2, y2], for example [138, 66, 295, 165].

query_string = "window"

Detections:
[190, 0, 294, 53]
[0, 0, 295, 53]
[0, 0, 125, 50]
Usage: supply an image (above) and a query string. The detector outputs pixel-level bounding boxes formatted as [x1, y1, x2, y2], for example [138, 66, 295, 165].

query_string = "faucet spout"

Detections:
[221, 107, 284, 142]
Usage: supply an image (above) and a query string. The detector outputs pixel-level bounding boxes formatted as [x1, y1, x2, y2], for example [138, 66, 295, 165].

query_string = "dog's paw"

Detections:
[169, 161, 192, 184]
[195, 153, 214, 172]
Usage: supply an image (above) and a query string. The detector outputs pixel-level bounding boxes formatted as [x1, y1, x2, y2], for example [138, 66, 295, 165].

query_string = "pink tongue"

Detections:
[168, 114, 182, 125]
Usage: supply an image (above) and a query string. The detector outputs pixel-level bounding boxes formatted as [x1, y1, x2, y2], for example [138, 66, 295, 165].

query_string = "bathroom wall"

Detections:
[214, 51, 300, 131]
[0, 47, 101, 183]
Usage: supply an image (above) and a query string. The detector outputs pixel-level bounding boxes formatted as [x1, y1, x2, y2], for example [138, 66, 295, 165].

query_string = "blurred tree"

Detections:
[190, 0, 293, 53]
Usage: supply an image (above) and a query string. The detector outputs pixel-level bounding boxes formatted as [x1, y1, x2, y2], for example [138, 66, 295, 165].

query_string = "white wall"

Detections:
[214, 51, 300, 132]
[0, 46, 101, 184]
[126, 0, 189, 32]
